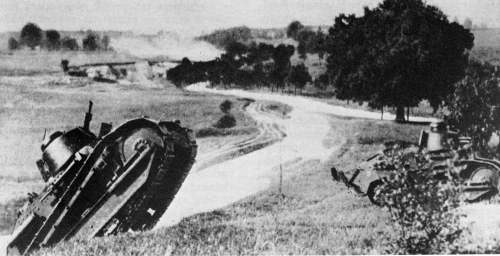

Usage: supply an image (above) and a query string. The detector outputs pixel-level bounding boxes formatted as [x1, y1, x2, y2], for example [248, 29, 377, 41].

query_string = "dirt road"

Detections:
[155, 82, 439, 228]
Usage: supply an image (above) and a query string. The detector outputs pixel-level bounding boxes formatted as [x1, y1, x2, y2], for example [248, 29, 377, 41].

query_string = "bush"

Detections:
[445, 59, 500, 158]
[8, 37, 19, 50]
[213, 115, 236, 129]
[83, 32, 100, 51]
[61, 36, 79, 51]
[377, 149, 463, 254]
[220, 100, 233, 115]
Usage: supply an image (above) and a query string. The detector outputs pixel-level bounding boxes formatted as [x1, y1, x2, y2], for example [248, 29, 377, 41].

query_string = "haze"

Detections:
[1, 0, 499, 35]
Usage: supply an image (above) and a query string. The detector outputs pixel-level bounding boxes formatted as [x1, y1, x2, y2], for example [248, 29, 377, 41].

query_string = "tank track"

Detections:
[98, 124, 197, 235]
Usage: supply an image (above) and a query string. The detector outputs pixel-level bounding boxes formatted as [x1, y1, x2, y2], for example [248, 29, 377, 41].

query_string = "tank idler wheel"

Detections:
[367, 179, 385, 206]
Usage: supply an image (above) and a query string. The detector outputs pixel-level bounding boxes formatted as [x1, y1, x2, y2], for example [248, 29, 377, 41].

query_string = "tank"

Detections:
[7, 101, 197, 256]
[331, 121, 500, 205]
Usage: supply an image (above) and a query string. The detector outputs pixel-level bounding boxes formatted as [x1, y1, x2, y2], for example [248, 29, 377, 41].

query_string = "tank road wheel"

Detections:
[465, 166, 500, 202]
[367, 179, 385, 206]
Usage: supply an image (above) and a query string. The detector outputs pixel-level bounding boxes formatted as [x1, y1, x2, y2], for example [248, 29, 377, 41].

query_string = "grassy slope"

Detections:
[0, 70, 260, 234]
[38, 116, 429, 255]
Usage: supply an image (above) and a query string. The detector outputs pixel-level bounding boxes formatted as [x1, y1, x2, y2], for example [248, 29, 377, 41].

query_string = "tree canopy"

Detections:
[289, 63, 312, 94]
[20, 22, 43, 50]
[287, 21, 305, 40]
[325, 0, 474, 121]
[45, 30, 61, 50]
[83, 32, 100, 51]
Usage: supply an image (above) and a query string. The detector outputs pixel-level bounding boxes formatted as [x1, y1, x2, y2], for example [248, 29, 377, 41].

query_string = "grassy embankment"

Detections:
[0, 50, 283, 234]
[38, 117, 428, 255]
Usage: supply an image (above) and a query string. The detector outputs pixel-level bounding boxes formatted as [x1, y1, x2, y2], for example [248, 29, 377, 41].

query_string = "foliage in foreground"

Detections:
[378, 147, 463, 254]
[445, 59, 500, 158]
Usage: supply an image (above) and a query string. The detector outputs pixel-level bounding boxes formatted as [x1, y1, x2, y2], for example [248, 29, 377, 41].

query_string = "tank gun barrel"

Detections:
[83, 101, 93, 131]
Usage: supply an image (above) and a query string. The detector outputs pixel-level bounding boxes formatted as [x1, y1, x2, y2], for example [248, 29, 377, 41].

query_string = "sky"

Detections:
[1, 0, 499, 36]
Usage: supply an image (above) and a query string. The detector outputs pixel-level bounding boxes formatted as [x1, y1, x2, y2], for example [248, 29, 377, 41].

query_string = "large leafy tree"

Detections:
[325, 0, 474, 121]
[20, 22, 43, 50]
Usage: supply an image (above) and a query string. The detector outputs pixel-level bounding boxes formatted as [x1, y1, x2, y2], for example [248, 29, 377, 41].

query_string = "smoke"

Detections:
[110, 32, 223, 61]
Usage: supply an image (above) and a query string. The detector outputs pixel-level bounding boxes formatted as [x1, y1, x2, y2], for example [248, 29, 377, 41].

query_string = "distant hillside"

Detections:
[472, 28, 500, 48]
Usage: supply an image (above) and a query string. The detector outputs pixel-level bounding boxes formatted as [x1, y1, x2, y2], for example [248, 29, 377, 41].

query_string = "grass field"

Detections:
[35, 117, 430, 255]
[0, 67, 264, 234]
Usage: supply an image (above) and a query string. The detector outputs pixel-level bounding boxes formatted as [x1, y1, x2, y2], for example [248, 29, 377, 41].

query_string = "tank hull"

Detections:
[7, 118, 197, 256]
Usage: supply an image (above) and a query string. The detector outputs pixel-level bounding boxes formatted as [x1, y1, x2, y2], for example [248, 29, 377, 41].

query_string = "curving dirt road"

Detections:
[155, 82, 439, 228]
[194, 101, 286, 172]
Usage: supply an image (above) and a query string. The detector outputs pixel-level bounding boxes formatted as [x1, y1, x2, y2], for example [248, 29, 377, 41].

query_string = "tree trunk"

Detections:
[381, 106, 384, 120]
[406, 107, 410, 122]
[395, 105, 406, 122]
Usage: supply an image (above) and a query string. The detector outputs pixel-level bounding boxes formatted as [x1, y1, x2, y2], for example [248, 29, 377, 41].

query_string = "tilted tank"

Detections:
[331, 121, 500, 205]
[7, 102, 197, 255]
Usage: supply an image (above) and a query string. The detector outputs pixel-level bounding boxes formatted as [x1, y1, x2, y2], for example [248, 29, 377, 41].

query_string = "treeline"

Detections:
[195, 26, 253, 49]
[167, 41, 311, 94]
[196, 26, 286, 49]
[8, 22, 111, 51]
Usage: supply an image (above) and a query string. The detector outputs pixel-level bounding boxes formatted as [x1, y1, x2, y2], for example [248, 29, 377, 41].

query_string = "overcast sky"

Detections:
[1, 0, 499, 35]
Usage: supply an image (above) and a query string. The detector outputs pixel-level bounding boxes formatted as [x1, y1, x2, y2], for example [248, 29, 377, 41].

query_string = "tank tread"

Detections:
[98, 126, 197, 234]
[127, 127, 197, 231]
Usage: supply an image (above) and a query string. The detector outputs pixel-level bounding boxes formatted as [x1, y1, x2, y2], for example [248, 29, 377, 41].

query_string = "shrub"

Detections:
[8, 37, 19, 50]
[213, 115, 236, 129]
[83, 32, 100, 51]
[445, 59, 500, 158]
[61, 36, 79, 51]
[220, 100, 233, 115]
[378, 149, 463, 254]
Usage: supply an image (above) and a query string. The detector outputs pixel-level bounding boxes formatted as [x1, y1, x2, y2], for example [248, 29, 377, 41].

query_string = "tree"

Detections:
[45, 30, 61, 50]
[286, 21, 304, 40]
[296, 28, 315, 60]
[8, 37, 19, 50]
[270, 44, 295, 92]
[19, 22, 43, 50]
[315, 28, 326, 65]
[445, 60, 500, 158]
[325, 0, 474, 122]
[463, 17, 473, 30]
[61, 36, 79, 51]
[288, 63, 312, 94]
[83, 32, 100, 51]
[314, 73, 330, 90]
[101, 35, 110, 51]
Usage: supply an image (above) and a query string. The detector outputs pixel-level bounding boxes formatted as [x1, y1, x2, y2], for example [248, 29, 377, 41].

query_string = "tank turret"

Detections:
[7, 102, 197, 256]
